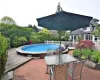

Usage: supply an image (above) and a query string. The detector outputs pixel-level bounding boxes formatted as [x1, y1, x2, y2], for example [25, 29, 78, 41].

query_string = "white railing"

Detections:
[44, 40, 76, 47]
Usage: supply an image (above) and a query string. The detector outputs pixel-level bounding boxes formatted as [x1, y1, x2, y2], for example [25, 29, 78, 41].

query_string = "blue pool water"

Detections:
[21, 44, 60, 53]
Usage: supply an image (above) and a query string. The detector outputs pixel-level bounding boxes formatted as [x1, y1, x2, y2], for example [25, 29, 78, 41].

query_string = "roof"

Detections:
[71, 29, 85, 35]
[5, 48, 33, 73]
[50, 30, 59, 36]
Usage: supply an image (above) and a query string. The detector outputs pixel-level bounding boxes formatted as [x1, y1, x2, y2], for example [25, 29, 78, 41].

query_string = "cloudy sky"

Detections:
[0, 0, 99, 26]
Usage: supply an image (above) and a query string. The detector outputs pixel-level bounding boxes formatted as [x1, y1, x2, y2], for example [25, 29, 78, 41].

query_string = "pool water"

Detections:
[21, 44, 60, 53]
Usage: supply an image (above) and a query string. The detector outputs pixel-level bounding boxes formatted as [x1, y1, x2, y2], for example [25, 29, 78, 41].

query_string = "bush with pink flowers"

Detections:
[73, 40, 95, 60]
[76, 40, 94, 49]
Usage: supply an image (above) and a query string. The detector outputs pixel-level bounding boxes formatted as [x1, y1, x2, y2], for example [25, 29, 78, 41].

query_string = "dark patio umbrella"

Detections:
[37, 3, 92, 30]
[37, 3, 92, 44]
[36, 3, 93, 63]
[37, 11, 92, 30]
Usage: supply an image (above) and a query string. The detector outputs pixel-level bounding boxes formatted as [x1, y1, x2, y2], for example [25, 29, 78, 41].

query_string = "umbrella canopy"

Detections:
[36, 3, 93, 47]
[37, 11, 93, 30]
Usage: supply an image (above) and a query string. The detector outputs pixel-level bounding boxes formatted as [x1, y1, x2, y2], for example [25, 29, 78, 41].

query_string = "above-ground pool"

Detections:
[22, 44, 60, 53]
[16, 43, 62, 58]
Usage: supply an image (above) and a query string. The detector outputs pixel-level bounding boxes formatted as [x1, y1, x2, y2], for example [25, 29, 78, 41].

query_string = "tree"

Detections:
[32, 25, 39, 32]
[28, 24, 32, 28]
[64, 31, 70, 41]
[27, 25, 39, 32]
[92, 25, 100, 37]
[0, 23, 33, 47]
[0, 16, 16, 25]
[38, 28, 52, 42]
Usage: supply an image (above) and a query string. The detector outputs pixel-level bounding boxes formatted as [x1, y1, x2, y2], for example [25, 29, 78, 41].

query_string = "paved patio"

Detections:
[14, 59, 100, 80]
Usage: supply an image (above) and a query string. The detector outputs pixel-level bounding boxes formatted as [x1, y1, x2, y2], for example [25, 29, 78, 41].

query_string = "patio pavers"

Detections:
[14, 59, 49, 80]
[14, 59, 100, 80]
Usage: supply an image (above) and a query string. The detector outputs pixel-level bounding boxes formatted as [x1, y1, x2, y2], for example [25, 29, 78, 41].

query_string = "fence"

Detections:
[94, 42, 100, 51]
[45, 40, 100, 50]
[44, 40, 76, 47]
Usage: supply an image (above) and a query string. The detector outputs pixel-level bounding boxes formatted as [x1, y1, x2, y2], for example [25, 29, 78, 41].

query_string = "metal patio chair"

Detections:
[68, 59, 87, 80]
[52, 64, 68, 80]
[54, 48, 63, 55]
[46, 49, 55, 74]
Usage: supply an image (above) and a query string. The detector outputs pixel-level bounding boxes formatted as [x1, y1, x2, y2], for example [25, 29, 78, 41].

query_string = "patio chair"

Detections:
[62, 48, 69, 54]
[54, 49, 63, 55]
[46, 49, 55, 74]
[52, 64, 68, 80]
[68, 59, 87, 80]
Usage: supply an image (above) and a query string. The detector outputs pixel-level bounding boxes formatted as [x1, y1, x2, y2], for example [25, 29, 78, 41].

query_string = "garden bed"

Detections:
[74, 56, 100, 70]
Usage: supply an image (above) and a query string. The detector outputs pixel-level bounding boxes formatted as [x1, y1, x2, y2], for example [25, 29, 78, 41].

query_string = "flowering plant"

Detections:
[29, 40, 33, 44]
[76, 40, 94, 49]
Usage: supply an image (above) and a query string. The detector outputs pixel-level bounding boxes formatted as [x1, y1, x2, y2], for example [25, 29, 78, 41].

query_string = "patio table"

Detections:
[45, 54, 77, 80]
[45, 54, 77, 65]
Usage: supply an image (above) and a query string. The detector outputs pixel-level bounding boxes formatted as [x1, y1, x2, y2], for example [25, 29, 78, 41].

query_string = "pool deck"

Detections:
[14, 59, 100, 80]
[6, 48, 100, 80]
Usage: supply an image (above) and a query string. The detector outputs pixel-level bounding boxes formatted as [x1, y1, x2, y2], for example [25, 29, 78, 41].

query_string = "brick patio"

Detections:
[14, 59, 100, 80]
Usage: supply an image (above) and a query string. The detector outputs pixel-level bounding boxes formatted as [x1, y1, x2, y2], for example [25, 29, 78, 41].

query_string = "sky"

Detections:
[0, 0, 100, 27]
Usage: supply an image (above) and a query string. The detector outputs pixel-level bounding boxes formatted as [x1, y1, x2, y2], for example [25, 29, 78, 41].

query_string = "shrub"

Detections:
[73, 48, 94, 60]
[12, 36, 28, 47]
[81, 49, 93, 59]
[30, 35, 41, 44]
[76, 40, 94, 49]
[91, 51, 100, 64]
[0, 34, 8, 79]
[73, 49, 82, 57]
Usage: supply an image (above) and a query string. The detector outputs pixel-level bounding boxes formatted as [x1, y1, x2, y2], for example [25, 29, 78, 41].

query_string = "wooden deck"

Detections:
[5, 48, 33, 73]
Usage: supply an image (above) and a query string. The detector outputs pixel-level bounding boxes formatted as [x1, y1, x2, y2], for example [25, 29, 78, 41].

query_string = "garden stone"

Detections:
[85, 60, 96, 69]
[95, 64, 100, 70]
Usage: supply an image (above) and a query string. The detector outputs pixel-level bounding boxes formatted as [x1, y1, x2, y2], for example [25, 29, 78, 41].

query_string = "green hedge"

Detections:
[73, 49, 100, 63]
[0, 34, 8, 79]
[91, 51, 100, 63]
[12, 36, 28, 47]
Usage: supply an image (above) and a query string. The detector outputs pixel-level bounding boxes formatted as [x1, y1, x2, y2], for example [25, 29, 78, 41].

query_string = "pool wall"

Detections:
[16, 44, 74, 56]
[16, 43, 64, 59]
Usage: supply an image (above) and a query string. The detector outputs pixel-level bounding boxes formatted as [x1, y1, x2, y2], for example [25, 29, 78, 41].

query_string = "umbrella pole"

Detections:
[59, 30, 61, 47]
[59, 30, 62, 64]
